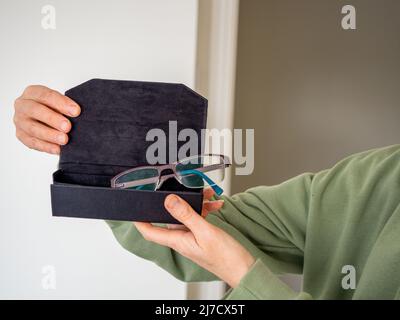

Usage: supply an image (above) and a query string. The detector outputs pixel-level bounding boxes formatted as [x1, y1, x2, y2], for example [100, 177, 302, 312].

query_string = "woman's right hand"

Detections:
[13, 85, 81, 155]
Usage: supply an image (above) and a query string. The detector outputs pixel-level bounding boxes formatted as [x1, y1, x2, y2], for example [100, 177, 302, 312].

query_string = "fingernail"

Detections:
[68, 105, 80, 117]
[166, 195, 179, 209]
[61, 120, 70, 132]
[57, 134, 66, 145]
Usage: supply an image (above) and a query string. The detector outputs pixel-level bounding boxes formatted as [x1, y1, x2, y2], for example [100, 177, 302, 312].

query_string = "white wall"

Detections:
[0, 0, 198, 299]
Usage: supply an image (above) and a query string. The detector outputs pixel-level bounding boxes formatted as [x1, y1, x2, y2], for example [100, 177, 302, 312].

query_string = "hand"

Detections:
[165, 188, 223, 231]
[135, 189, 256, 288]
[13, 85, 81, 154]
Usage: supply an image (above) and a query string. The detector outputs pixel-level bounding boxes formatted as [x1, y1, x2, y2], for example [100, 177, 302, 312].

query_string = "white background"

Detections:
[0, 0, 198, 299]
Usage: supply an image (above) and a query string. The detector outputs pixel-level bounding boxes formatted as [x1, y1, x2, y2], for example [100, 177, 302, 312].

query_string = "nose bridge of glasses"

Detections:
[155, 167, 176, 188]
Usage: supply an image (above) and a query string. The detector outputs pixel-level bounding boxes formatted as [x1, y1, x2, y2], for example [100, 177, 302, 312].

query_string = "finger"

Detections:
[16, 129, 60, 154]
[164, 194, 208, 233]
[202, 200, 224, 217]
[203, 188, 215, 201]
[134, 222, 184, 248]
[15, 99, 71, 133]
[17, 118, 68, 146]
[23, 85, 80, 117]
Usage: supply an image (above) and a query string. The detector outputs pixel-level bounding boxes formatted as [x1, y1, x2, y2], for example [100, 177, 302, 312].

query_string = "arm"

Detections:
[211, 173, 312, 275]
[106, 173, 315, 299]
[213, 176, 314, 299]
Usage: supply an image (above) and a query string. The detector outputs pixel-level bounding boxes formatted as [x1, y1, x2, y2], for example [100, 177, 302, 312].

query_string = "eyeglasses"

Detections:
[111, 154, 231, 196]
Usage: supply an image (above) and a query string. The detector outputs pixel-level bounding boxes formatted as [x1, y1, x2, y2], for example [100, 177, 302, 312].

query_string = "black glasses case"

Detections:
[50, 79, 207, 223]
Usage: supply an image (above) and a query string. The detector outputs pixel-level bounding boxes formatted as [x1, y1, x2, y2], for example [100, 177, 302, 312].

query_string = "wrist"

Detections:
[227, 254, 256, 288]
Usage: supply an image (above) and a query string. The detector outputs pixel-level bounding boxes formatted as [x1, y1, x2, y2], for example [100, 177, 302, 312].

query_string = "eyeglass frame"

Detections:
[110, 154, 231, 192]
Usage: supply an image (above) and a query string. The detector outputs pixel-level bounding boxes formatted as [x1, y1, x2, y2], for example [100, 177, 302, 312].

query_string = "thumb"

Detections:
[164, 194, 207, 233]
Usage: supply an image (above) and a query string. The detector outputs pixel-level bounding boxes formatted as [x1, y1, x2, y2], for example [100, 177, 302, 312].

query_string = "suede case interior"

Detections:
[50, 79, 207, 223]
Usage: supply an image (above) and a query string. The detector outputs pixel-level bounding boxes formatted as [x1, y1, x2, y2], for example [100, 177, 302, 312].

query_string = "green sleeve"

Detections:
[106, 172, 313, 296]
[106, 219, 217, 282]
[222, 259, 312, 300]
[209, 173, 314, 300]
[106, 145, 400, 299]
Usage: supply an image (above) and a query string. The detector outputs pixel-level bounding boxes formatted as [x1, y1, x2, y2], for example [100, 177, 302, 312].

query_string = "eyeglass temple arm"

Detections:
[113, 174, 174, 189]
[179, 169, 224, 196]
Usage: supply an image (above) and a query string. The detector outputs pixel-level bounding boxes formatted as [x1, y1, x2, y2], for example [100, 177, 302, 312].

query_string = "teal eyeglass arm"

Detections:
[179, 169, 224, 196]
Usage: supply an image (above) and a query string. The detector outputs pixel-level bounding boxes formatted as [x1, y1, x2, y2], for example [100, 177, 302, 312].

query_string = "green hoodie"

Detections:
[106, 145, 400, 299]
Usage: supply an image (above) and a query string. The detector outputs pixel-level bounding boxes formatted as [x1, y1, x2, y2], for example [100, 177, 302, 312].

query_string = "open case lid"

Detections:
[60, 79, 208, 181]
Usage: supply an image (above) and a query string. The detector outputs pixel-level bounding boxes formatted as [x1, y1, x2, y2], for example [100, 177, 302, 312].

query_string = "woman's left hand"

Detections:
[134, 193, 255, 288]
